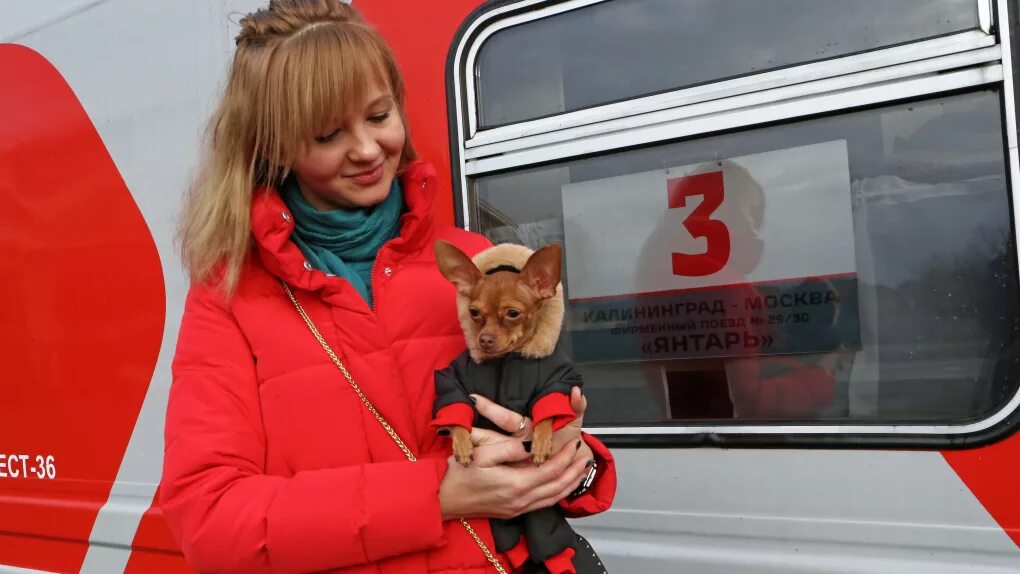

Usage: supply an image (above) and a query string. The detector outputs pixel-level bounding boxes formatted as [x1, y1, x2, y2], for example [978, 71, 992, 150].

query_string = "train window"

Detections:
[471, 90, 1019, 425]
[473, 0, 982, 127]
[451, 0, 1017, 442]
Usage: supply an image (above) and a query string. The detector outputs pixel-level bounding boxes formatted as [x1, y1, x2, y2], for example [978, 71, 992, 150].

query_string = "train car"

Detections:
[2, 0, 1019, 572]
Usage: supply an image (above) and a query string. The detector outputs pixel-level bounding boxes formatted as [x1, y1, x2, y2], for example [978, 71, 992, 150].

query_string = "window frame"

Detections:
[446, 0, 1020, 448]
[466, 1, 995, 136]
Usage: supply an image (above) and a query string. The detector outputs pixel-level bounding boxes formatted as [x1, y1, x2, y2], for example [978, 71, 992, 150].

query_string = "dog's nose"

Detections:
[479, 333, 496, 350]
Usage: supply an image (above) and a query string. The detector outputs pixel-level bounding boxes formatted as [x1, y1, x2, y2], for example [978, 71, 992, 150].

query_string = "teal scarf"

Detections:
[281, 177, 404, 307]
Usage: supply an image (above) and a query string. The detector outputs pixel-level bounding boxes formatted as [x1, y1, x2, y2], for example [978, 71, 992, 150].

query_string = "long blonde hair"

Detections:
[179, 0, 415, 292]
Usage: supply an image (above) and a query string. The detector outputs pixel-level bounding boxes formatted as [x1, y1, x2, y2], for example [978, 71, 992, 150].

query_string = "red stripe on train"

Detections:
[0, 44, 165, 572]
[124, 489, 193, 573]
[943, 432, 1020, 548]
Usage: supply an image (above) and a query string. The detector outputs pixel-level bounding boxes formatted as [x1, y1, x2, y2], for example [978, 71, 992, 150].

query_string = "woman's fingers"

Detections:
[548, 387, 587, 454]
[443, 389, 593, 520]
[470, 426, 514, 447]
[442, 437, 587, 520]
[513, 438, 582, 498]
[569, 386, 587, 417]
[470, 437, 532, 467]
[521, 454, 590, 514]
[573, 440, 594, 465]
[471, 394, 531, 437]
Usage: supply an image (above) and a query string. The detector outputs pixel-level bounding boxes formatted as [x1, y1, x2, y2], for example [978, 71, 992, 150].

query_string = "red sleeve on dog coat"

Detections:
[430, 402, 475, 432]
[531, 392, 575, 430]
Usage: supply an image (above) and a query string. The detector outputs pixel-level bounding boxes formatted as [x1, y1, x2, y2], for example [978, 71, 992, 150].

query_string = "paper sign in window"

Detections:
[561, 140, 861, 362]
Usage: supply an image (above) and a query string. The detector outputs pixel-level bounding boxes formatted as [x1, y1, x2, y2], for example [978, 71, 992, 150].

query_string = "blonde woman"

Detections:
[160, 1, 616, 573]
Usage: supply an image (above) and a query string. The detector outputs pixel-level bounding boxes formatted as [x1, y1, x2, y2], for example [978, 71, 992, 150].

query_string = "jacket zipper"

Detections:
[370, 173, 425, 311]
[370, 249, 384, 311]
[371, 242, 398, 313]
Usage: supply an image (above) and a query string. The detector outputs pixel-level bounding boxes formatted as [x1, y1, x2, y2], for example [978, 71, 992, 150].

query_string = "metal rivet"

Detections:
[303, 261, 313, 271]
[383, 266, 393, 277]
[282, 211, 291, 222]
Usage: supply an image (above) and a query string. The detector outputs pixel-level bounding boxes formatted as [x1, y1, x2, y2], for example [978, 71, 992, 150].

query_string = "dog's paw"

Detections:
[531, 437, 553, 465]
[531, 418, 554, 465]
[453, 441, 474, 466]
[451, 427, 474, 467]
[455, 450, 473, 467]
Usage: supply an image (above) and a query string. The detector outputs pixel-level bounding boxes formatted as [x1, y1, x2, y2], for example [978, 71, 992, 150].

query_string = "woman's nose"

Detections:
[347, 126, 381, 162]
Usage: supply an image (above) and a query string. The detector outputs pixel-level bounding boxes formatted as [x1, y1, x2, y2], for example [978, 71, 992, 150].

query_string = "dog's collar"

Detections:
[485, 264, 521, 275]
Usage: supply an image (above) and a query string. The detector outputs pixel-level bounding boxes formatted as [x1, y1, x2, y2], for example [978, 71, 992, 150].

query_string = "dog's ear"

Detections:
[520, 243, 562, 300]
[434, 240, 482, 296]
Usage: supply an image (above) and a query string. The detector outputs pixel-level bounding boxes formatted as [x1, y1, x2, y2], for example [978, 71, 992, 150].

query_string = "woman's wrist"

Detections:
[559, 432, 616, 515]
[576, 440, 593, 462]
[570, 459, 598, 498]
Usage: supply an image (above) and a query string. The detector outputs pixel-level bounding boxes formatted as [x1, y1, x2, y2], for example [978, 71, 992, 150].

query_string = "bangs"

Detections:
[257, 22, 394, 182]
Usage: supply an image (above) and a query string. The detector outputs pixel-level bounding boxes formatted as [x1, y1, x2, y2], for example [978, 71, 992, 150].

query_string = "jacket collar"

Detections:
[249, 160, 438, 294]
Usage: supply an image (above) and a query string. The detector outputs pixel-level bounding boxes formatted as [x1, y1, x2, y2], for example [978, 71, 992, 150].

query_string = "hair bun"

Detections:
[236, 0, 363, 45]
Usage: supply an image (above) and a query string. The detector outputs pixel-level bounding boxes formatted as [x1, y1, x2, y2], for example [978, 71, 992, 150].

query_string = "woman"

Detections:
[160, 1, 616, 573]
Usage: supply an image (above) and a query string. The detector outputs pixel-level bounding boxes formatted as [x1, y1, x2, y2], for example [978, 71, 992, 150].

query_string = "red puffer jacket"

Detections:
[160, 160, 616, 574]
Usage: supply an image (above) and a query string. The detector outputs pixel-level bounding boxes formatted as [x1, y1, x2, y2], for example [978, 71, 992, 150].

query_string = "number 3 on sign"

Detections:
[668, 171, 731, 277]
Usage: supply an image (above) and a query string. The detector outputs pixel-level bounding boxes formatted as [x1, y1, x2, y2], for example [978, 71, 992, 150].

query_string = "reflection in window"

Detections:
[472, 90, 1019, 424]
[477, 0, 980, 126]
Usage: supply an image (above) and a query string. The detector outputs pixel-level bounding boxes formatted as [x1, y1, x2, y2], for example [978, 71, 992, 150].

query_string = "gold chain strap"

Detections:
[280, 280, 508, 574]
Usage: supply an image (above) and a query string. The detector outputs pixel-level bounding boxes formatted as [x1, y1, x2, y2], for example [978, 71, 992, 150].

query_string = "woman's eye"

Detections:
[368, 112, 390, 123]
[469, 308, 481, 319]
[506, 309, 521, 319]
[314, 128, 341, 143]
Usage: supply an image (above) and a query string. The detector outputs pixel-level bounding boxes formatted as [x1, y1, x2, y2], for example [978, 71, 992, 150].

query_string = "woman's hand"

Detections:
[469, 387, 594, 467]
[438, 435, 589, 520]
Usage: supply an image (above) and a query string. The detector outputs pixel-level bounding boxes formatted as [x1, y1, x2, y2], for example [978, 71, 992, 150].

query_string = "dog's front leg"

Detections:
[450, 425, 474, 466]
[531, 418, 554, 465]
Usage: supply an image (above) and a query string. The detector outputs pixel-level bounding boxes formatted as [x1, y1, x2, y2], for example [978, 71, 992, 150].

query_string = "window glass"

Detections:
[477, 0, 980, 126]
[472, 90, 1020, 424]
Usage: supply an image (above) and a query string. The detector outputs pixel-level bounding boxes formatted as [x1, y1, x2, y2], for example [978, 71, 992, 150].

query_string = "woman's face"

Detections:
[290, 82, 406, 210]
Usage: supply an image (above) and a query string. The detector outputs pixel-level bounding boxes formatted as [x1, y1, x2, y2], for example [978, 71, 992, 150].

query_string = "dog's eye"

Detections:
[469, 308, 481, 319]
[506, 309, 521, 319]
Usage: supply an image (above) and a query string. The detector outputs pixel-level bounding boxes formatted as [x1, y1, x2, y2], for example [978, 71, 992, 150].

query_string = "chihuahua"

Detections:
[432, 240, 578, 466]
[431, 240, 607, 574]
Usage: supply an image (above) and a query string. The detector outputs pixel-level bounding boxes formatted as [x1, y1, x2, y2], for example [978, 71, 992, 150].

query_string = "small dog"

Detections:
[431, 240, 606, 574]
[432, 240, 576, 466]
